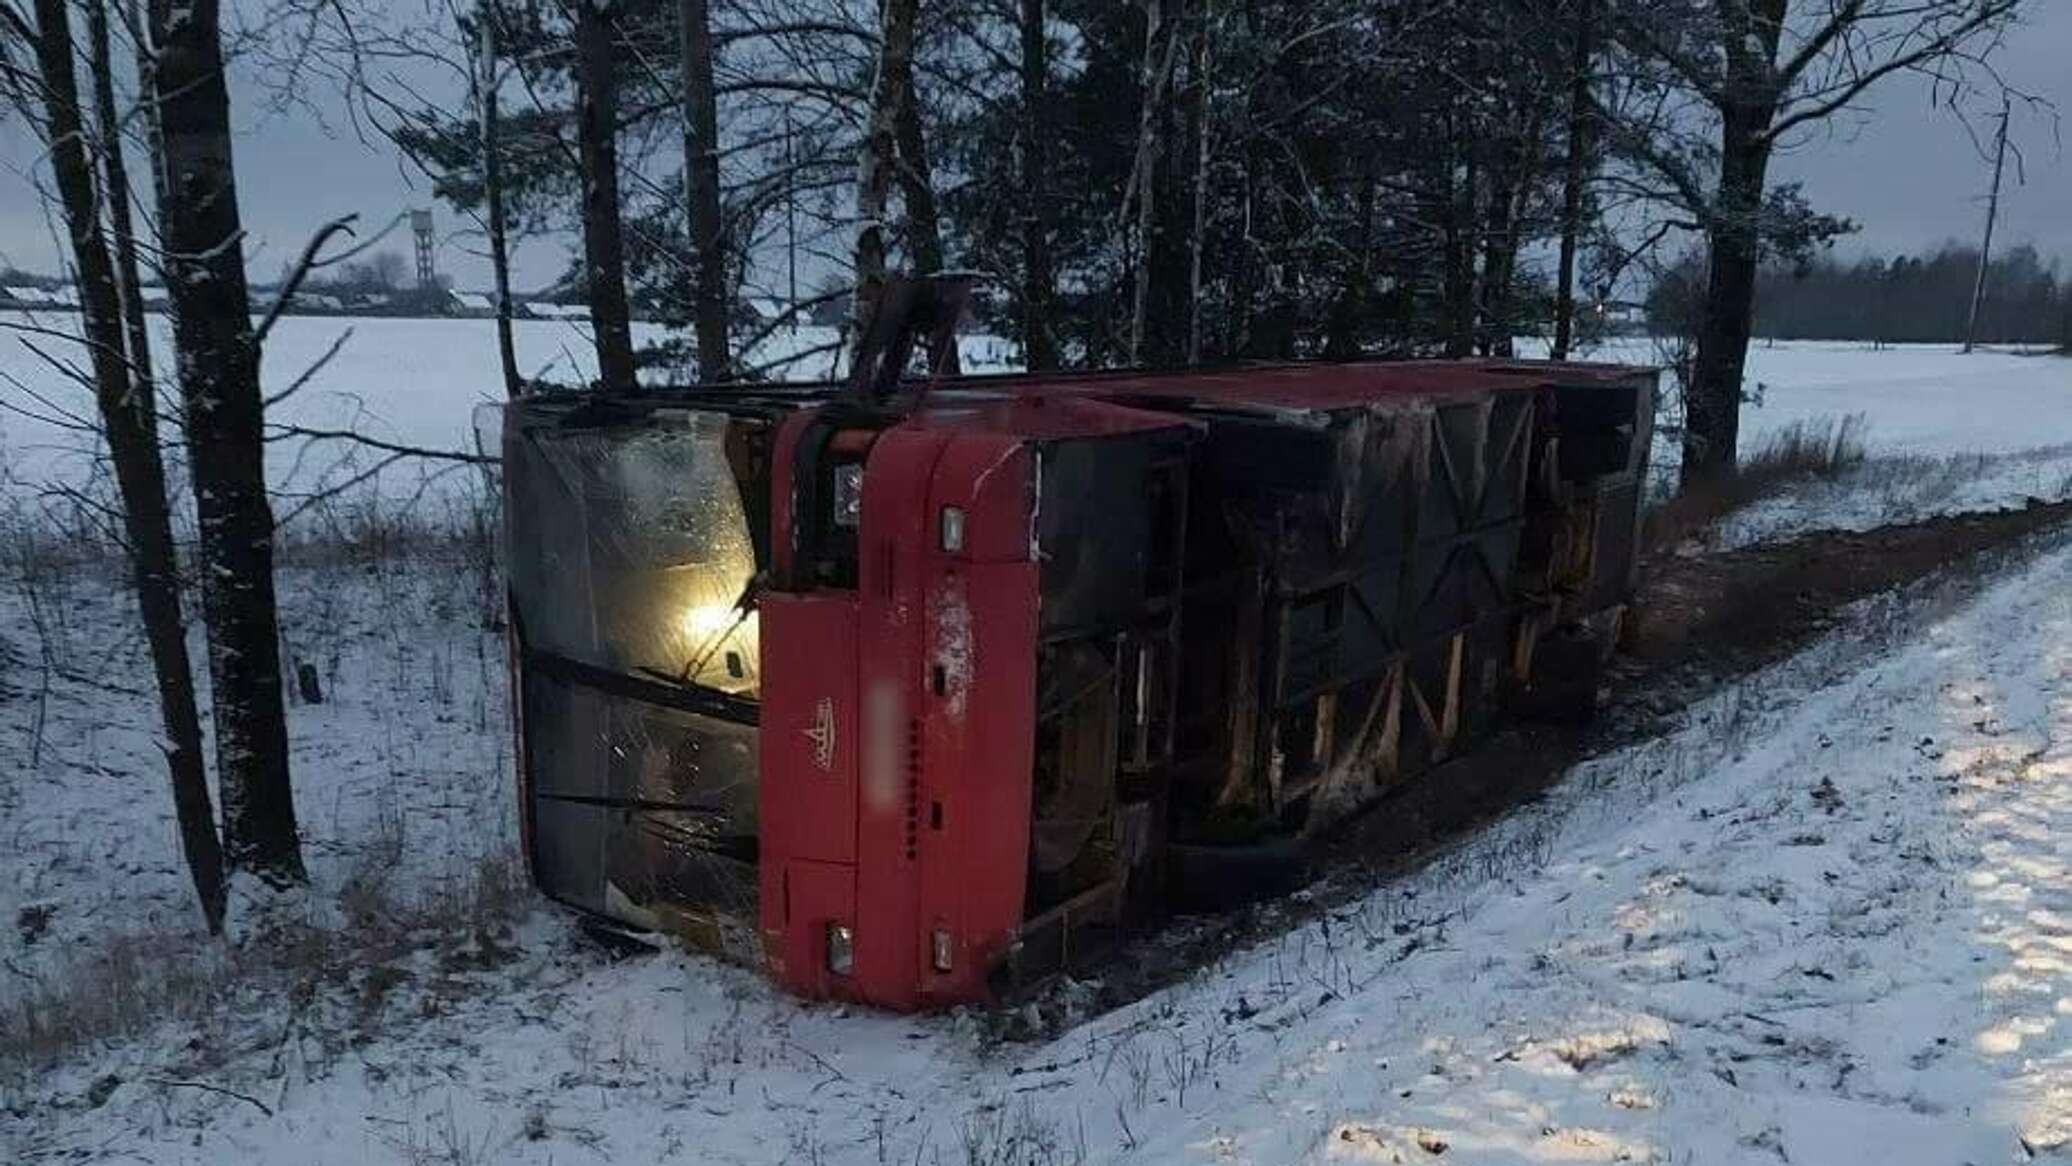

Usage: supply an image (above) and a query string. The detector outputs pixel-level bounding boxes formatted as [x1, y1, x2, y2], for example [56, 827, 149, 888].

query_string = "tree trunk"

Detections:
[1684, 125, 1770, 485]
[1478, 150, 1515, 358]
[679, 0, 730, 381]
[850, 0, 916, 350]
[1325, 154, 1380, 360]
[1143, 8, 1198, 367]
[87, 0, 155, 399]
[1017, 0, 1059, 370]
[1550, 0, 1594, 361]
[1125, 0, 1175, 366]
[1962, 95, 2009, 355]
[574, 0, 637, 392]
[478, 5, 522, 398]
[1441, 110, 1478, 358]
[37, 0, 228, 930]
[1479, 102, 1544, 360]
[891, 40, 956, 373]
[147, 0, 305, 886]
[1185, 9, 1213, 365]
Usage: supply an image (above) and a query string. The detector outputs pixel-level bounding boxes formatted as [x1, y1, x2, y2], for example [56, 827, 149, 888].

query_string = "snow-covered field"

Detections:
[4, 311, 2065, 543]
[3, 316, 2071, 1163]
[1519, 336, 2072, 544]
[0, 311, 1020, 513]
[1520, 336, 2072, 458]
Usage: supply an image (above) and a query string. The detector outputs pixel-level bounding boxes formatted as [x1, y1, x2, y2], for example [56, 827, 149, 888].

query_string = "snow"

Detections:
[0, 315, 2059, 537]
[0, 311, 1019, 516]
[1536, 336, 2072, 458]
[1713, 442, 2072, 549]
[519, 301, 589, 319]
[3, 319, 2071, 1162]
[8, 517, 2070, 1164]
[1521, 337, 2072, 543]
[0, 545, 514, 988]
[1, 311, 2061, 535]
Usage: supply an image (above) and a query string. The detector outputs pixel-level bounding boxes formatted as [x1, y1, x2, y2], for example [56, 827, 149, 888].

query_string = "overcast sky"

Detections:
[2, 3, 2067, 295]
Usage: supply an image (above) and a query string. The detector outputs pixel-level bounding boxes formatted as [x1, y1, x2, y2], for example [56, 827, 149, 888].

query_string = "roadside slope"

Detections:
[14, 537, 2068, 1165]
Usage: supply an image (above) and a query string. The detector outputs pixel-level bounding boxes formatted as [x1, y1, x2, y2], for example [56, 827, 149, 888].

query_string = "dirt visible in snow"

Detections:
[1050, 497, 2072, 1024]
[1627, 494, 2072, 674]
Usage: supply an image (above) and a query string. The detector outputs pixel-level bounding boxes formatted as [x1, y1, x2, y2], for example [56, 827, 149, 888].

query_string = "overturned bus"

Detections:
[500, 351, 1653, 1010]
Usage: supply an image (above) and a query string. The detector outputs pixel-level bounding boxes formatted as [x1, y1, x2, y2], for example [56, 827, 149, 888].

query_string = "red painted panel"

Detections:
[758, 592, 859, 866]
[983, 358, 1645, 413]
[915, 557, 1037, 1003]
[768, 858, 855, 999]
[758, 591, 861, 998]
[917, 437, 1038, 1000]
[906, 394, 1194, 442]
[926, 432, 1029, 563]
[849, 426, 951, 1009]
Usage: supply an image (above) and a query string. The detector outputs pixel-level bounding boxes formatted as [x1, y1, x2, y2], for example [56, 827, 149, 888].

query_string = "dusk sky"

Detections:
[3, 3, 2067, 296]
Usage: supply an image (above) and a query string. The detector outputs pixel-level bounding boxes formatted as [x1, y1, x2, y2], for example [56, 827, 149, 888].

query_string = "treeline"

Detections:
[381, 0, 1624, 372]
[1649, 244, 2070, 347]
[1755, 245, 2067, 345]
[358, 0, 2022, 478]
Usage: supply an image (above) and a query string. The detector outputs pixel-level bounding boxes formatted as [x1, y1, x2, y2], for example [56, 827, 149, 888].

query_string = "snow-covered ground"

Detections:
[4, 318, 2070, 1162]
[0, 536, 513, 984]
[8, 508, 2069, 1164]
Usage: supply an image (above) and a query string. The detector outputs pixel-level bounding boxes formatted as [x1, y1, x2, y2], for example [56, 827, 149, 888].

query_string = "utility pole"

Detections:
[1963, 95, 2010, 355]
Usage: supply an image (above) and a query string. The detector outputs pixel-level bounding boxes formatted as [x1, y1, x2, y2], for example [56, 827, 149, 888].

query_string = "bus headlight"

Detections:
[826, 923, 855, 976]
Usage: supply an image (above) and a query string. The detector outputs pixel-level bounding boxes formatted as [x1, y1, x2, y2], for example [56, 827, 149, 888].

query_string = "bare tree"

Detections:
[148, 0, 306, 885]
[1611, 0, 2023, 483]
[13, 0, 229, 929]
[370, 249, 410, 291]
[850, 0, 918, 351]
[85, 0, 153, 406]
[1961, 93, 2010, 355]
[890, 17, 953, 372]
[469, 6, 521, 397]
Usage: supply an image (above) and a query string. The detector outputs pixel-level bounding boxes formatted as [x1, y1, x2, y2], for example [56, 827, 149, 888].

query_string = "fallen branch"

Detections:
[145, 1077, 274, 1117]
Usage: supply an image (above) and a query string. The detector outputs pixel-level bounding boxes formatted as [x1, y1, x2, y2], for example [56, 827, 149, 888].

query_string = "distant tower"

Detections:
[411, 209, 437, 289]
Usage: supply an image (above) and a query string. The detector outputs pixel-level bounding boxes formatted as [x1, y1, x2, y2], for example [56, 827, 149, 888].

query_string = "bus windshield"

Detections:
[505, 407, 761, 700]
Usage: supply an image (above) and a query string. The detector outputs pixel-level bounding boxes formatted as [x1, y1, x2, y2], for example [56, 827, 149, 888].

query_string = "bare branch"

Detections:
[261, 326, 353, 410]
[263, 423, 497, 465]
[252, 213, 359, 347]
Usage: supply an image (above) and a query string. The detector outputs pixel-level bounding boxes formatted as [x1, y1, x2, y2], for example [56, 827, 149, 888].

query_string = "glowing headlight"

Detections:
[679, 603, 739, 639]
[826, 923, 855, 975]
